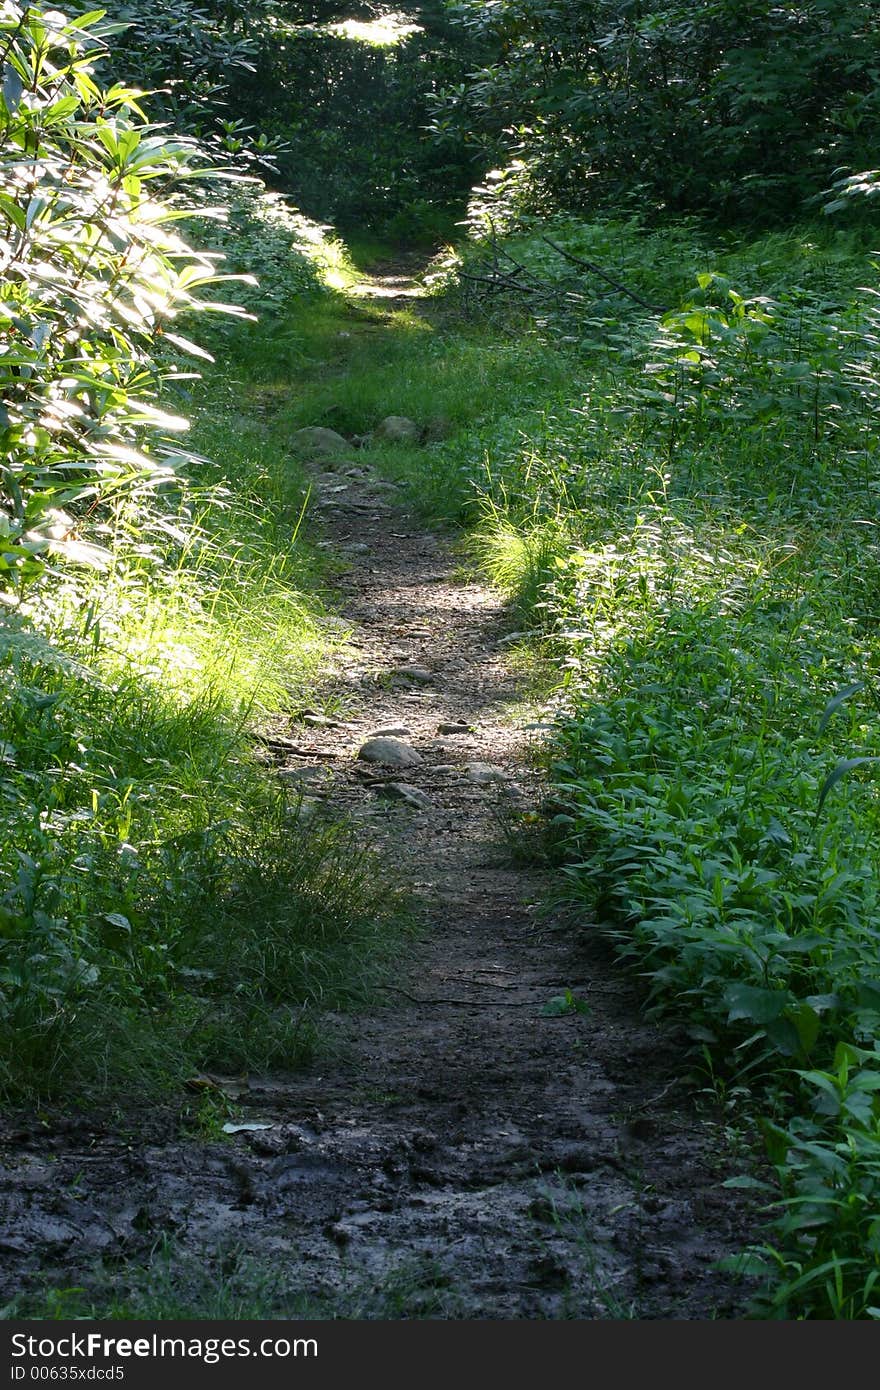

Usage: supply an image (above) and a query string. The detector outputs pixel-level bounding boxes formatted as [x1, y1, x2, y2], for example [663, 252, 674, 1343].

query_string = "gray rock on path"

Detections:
[390, 665, 434, 685]
[291, 426, 350, 457]
[280, 766, 332, 787]
[374, 416, 421, 444]
[438, 721, 471, 735]
[368, 724, 412, 738]
[375, 782, 433, 811]
[465, 762, 510, 784]
[357, 737, 423, 768]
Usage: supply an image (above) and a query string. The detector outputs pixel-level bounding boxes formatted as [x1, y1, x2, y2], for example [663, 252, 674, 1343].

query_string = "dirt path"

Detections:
[0, 269, 758, 1320]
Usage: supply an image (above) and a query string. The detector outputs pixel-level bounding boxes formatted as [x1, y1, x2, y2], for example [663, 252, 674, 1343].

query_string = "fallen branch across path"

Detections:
[253, 733, 339, 758]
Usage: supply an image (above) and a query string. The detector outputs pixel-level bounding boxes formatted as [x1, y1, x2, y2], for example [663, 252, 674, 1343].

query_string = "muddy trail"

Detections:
[0, 266, 759, 1320]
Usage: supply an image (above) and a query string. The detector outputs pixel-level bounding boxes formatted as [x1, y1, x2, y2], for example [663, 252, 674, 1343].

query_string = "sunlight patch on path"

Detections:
[349, 278, 427, 301]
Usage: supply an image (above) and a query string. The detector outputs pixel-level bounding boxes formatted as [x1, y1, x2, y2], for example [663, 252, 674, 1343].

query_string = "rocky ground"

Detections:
[0, 270, 762, 1321]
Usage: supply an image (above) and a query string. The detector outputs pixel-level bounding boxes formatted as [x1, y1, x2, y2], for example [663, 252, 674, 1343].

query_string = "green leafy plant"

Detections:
[540, 988, 590, 1018]
[732, 1044, 880, 1318]
[0, 3, 251, 588]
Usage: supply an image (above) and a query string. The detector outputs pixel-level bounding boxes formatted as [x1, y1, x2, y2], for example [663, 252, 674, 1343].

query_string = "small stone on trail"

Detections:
[347, 542, 371, 553]
[438, 721, 471, 735]
[290, 426, 350, 457]
[376, 782, 433, 811]
[302, 713, 338, 728]
[357, 737, 423, 768]
[465, 762, 510, 784]
[368, 724, 412, 738]
[374, 415, 420, 444]
[390, 665, 434, 685]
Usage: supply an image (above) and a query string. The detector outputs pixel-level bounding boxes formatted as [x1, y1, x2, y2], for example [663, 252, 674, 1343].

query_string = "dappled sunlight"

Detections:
[233, 190, 358, 292]
[328, 12, 423, 47]
[349, 276, 428, 300]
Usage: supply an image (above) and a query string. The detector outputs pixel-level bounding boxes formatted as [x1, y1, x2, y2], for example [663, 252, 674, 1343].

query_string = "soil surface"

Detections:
[0, 268, 760, 1320]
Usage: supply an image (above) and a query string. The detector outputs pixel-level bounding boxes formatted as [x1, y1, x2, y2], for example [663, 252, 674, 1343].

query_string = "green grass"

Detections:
[4, 1240, 463, 1321]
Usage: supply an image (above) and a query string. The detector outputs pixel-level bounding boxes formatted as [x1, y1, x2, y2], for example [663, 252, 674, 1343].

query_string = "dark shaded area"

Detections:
[108, 3, 487, 240]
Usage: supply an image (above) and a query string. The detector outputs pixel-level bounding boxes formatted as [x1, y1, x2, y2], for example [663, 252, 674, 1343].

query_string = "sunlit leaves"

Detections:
[0, 4, 244, 587]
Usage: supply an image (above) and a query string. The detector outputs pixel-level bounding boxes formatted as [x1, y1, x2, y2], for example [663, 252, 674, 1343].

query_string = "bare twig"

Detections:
[253, 733, 339, 758]
[378, 985, 533, 1008]
[539, 235, 667, 312]
[632, 1077, 684, 1112]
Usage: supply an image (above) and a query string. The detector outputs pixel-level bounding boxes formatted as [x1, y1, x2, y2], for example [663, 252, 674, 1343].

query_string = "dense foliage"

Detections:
[432, 215, 880, 1316]
[0, 3, 249, 587]
[437, 1, 880, 221]
[102, 2, 485, 239]
[0, 7, 405, 1099]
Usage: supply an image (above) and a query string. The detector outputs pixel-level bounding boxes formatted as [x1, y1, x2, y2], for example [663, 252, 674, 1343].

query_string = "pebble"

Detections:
[438, 721, 471, 735]
[357, 737, 423, 768]
[368, 724, 412, 738]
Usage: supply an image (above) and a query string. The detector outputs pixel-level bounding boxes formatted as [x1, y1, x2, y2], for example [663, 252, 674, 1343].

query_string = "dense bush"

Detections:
[0, 3, 252, 588]
[238, 5, 484, 238]
[100, 2, 485, 240]
[437, 1, 880, 221]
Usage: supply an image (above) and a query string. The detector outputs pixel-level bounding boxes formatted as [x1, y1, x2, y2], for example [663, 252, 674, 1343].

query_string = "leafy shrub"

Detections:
[0, 3, 248, 588]
[738, 1044, 880, 1319]
[232, 6, 485, 239]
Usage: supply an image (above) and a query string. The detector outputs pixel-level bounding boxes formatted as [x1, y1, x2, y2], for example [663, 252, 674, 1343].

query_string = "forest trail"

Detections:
[0, 262, 756, 1320]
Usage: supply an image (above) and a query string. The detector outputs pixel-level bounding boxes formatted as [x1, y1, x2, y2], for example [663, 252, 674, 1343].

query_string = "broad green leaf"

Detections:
[1, 62, 24, 115]
[786, 1002, 821, 1054]
[725, 983, 788, 1025]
